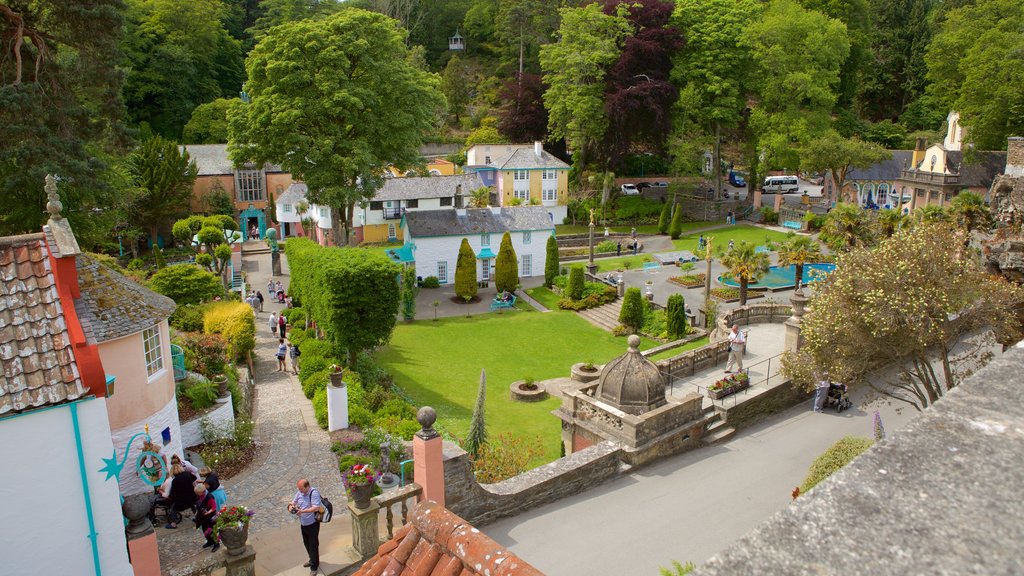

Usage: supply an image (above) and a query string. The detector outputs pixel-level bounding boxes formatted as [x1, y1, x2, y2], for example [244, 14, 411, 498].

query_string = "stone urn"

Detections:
[571, 362, 602, 383]
[219, 523, 249, 556]
[510, 380, 549, 402]
[213, 374, 229, 397]
[122, 493, 154, 537]
[350, 483, 374, 509]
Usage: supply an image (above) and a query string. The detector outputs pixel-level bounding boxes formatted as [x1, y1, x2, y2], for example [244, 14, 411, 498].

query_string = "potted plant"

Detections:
[707, 372, 751, 400]
[344, 464, 380, 509]
[510, 376, 548, 402]
[213, 505, 254, 556]
[571, 360, 601, 383]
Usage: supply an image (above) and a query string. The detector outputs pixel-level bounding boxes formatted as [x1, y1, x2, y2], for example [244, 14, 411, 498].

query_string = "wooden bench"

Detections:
[490, 295, 517, 311]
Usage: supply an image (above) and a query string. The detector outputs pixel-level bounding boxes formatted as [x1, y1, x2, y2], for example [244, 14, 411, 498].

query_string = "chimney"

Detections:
[911, 137, 927, 170]
[1006, 137, 1024, 177]
[413, 407, 445, 507]
[534, 141, 543, 159]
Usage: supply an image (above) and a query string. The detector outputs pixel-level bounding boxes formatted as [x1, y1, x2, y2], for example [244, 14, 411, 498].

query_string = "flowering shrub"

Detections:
[212, 505, 254, 538]
[178, 333, 228, 377]
[343, 464, 380, 496]
[708, 372, 749, 392]
[203, 302, 256, 360]
[669, 274, 705, 288]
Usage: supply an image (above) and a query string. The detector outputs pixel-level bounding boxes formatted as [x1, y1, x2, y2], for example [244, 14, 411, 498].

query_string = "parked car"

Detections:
[728, 171, 746, 187]
[651, 182, 669, 188]
[762, 175, 800, 194]
[636, 181, 652, 190]
[621, 183, 640, 195]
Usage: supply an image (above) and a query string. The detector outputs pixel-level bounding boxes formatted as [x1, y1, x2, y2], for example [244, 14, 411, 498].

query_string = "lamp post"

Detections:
[587, 208, 597, 275]
[703, 238, 713, 327]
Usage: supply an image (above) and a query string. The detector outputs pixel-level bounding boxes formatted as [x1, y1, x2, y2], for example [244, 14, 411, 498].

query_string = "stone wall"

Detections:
[718, 379, 812, 430]
[444, 441, 622, 526]
[712, 303, 792, 341]
[180, 395, 235, 448]
[1006, 136, 1023, 177]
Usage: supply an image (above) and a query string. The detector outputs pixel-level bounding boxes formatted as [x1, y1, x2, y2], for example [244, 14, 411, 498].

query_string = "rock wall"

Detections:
[180, 395, 235, 448]
[718, 379, 812, 430]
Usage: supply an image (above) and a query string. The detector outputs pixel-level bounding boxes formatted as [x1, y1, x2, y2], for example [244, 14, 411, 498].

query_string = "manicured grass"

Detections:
[671, 225, 792, 254]
[376, 305, 660, 465]
[645, 337, 710, 362]
[592, 254, 658, 273]
[525, 285, 562, 310]
[555, 221, 711, 236]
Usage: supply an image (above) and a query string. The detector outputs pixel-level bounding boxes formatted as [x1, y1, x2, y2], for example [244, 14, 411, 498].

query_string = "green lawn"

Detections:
[671, 225, 792, 254]
[556, 221, 711, 236]
[645, 337, 710, 362]
[375, 303, 661, 465]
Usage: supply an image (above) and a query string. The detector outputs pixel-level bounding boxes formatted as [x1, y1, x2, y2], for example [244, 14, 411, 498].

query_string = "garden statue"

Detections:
[266, 228, 282, 276]
[265, 227, 279, 252]
[377, 444, 398, 490]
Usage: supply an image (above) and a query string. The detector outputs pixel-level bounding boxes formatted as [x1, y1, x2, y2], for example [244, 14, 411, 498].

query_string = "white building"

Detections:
[465, 142, 571, 224]
[358, 173, 484, 244]
[394, 206, 555, 285]
[275, 182, 334, 246]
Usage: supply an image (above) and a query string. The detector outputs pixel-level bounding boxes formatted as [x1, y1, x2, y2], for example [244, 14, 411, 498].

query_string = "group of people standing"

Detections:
[149, 451, 227, 552]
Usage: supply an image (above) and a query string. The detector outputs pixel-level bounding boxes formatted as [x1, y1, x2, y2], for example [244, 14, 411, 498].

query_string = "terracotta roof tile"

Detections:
[353, 501, 544, 576]
[0, 233, 86, 415]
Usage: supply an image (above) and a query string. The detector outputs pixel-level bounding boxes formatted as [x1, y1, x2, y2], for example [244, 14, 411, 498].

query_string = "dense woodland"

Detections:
[2, 0, 1022, 251]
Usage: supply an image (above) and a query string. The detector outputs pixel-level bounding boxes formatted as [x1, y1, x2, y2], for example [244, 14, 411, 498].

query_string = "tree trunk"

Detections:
[739, 279, 747, 306]
[348, 347, 359, 369]
[795, 263, 804, 289]
[330, 206, 343, 247]
[713, 122, 722, 202]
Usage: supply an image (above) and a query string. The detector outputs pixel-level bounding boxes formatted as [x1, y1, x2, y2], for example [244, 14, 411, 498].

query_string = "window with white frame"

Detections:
[523, 230, 532, 244]
[515, 189, 529, 201]
[236, 169, 265, 202]
[143, 325, 164, 377]
[542, 169, 556, 180]
[514, 170, 529, 181]
[319, 207, 328, 217]
[437, 261, 448, 283]
[522, 254, 532, 277]
[542, 188, 557, 202]
[387, 223, 397, 240]
[481, 233, 490, 246]
[283, 204, 292, 213]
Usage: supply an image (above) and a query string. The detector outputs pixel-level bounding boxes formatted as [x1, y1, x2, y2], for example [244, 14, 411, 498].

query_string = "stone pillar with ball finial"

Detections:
[413, 406, 445, 507]
[784, 282, 809, 352]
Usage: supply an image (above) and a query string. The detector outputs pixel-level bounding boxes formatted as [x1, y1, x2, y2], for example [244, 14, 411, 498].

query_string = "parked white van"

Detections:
[762, 175, 800, 194]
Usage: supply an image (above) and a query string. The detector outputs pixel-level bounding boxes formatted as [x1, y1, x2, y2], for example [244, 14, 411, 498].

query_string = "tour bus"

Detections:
[762, 175, 800, 194]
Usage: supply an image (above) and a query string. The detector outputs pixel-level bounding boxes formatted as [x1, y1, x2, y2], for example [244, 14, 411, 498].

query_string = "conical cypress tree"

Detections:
[657, 201, 671, 234]
[454, 238, 478, 302]
[545, 235, 559, 287]
[494, 232, 519, 292]
[464, 369, 488, 459]
[666, 293, 687, 339]
[619, 287, 646, 333]
[668, 201, 684, 239]
[566, 265, 584, 300]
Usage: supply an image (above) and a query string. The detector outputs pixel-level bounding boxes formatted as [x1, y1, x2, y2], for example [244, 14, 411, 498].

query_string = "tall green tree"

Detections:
[122, 0, 245, 139]
[129, 137, 199, 246]
[857, 0, 934, 121]
[183, 98, 236, 144]
[496, 0, 560, 74]
[666, 293, 688, 340]
[228, 9, 445, 245]
[540, 4, 631, 180]
[782, 224, 1024, 411]
[454, 238, 478, 302]
[797, 0, 870, 109]
[657, 201, 671, 235]
[619, 287, 646, 334]
[744, 0, 850, 171]
[776, 235, 824, 288]
[494, 232, 519, 293]
[668, 201, 683, 239]
[799, 131, 891, 199]
[441, 55, 471, 124]
[672, 0, 761, 199]
[544, 234, 559, 288]
[0, 0, 129, 248]
[464, 369, 488, 459]
[246, 0, 342, 41]
[926, 0, 1024, 149]
[720, 240, 770, 305]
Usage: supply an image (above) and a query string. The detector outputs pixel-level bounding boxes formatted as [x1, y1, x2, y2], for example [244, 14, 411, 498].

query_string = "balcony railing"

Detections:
[373, 483, 422, 539]
[383, 207, 405, 220]
[900, 169, 960, 186]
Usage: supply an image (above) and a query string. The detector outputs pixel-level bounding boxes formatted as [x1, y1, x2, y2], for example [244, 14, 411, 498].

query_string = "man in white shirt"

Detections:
[725, 324, 746, 373]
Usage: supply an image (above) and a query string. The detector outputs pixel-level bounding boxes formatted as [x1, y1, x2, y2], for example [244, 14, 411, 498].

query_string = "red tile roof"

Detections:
[354, 500, 544, 576]
[0, 233, 86, 414]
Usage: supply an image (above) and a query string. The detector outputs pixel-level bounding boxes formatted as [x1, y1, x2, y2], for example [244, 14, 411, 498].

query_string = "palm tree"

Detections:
[949, 191, 992, 233]
[914, 204, 949, 225]
[296, 200, 310, 236]
[720, 241, 770, 305]
[469, 186, 490, 208]
[877, 208, 907, 238]
[777, 235, 824, 288]
[821, 203, 873, 251]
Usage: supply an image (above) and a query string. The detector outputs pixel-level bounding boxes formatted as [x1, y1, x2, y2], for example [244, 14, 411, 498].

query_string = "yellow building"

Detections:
[468, 142, 570, 224]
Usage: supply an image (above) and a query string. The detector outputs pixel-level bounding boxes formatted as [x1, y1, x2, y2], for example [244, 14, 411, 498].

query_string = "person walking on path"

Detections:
[276, 338, 288, 372]
[267, 279, 274, 295]
[725, 324, 746, 373]
[193, 484, 220, 552]
[813, 374, 830, 413]
[269, 312, 278, 337]
[287, 479, 322, 574]
[278, 313, 287, 337]
[288, 340, 300, 375]
[256, 290, 264, 312]
[616, 241, 622, 256]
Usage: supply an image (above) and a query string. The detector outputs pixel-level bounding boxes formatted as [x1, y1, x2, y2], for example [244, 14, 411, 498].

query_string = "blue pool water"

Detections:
[718, 263, 835, 290]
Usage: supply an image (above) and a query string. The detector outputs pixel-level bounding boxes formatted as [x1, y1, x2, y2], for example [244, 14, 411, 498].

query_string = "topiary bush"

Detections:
[203, 301, 256, 361]
[666, 293, 688, 339]
[170, 303, 209, 333]
[421, 276, 440, 288]
[619, 287, 646, 333]
[668, 202, 683, 239]
[545, 235, 559, 288]
[150, 264, 224, 305]
[312, 387, 328, 429]
[566, 265, 585, 300]
[799, 436, 874, 494]
[454, 238, 478, 302]
[280, 307, 306, 327]
[494, 232, 519, 293]
[657, 201, 671, 234]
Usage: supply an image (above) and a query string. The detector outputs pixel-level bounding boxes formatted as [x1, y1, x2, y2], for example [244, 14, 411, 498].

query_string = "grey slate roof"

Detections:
[278, 182, 308, 205]
[375, 174, 484, 201]
[74, 254, 177, 343]
[404, 207, 555, 238]
[181, 144, 284, 176]
[847, 151, 913, 181]
[0, 233, 87, 415]
[847, 149, 1006, 188]
[493, 148, 570, 170]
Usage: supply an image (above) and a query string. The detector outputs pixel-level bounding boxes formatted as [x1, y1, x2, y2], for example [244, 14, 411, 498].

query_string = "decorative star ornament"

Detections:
[99, 450, 124, 482]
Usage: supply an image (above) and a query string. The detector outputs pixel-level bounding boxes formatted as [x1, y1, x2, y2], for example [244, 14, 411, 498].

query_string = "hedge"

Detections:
[800, 436, 874, 494]
[280, 307, 306, 328]
[203, 302, 256, 361]
[312, 388, 328, 429]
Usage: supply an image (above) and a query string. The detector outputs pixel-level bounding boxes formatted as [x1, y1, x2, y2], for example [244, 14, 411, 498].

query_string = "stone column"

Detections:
[224, 546, 256, 576]
[413, 407, 445, 507]
[123, 493, 161, 576]
[349, 499, 381, 559]
[784, 286, 809, 353]
[327, 369, 348, 431]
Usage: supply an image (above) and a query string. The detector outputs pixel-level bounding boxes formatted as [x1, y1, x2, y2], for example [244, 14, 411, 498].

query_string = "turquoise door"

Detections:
[239, 207, 267, 240]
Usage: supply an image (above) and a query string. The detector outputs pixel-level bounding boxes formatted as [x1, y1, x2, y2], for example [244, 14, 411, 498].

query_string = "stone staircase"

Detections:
[701, 404, 736, 446]
[576, 299, 623, 332]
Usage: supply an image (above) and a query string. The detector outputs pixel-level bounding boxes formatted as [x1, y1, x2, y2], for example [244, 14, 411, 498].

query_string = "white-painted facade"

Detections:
[109, 394, 184, 496]
[275, 183, 333, 241]
[179, 395, 235, 448]
[0, 397, 134, 576]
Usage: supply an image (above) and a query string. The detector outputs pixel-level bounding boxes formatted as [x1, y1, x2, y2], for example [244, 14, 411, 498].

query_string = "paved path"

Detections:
[158, 251, 347, 575]
[484, 383, 918, 575]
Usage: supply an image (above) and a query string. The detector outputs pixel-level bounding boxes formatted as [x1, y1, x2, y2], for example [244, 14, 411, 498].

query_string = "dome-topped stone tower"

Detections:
[596, 335, 667, 416]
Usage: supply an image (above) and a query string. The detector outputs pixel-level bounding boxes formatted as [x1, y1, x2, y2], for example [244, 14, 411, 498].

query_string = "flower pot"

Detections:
[707, 379, 750, 400]
[570, 362, 602, 383]
[219, 523, 249, 556]
[510, 380, 549, 402]
[350, 483, 374, 509]
[213, 374, 229, 397]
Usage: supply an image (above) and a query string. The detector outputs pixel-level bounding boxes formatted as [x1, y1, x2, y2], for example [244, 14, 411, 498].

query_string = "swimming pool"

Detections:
[718, 263, 835, 290]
